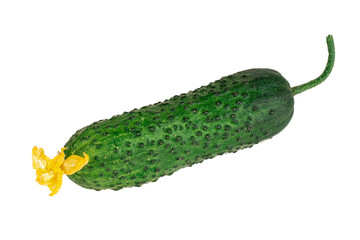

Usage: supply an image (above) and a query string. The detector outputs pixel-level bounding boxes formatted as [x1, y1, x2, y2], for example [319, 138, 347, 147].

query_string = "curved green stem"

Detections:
[291, 35, 335, 96]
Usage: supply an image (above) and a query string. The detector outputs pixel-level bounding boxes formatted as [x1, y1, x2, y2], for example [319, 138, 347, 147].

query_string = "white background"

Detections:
[1, 1, 359, 239]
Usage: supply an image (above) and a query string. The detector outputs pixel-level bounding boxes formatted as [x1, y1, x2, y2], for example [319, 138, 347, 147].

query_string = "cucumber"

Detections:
[34, 35, 335, 194]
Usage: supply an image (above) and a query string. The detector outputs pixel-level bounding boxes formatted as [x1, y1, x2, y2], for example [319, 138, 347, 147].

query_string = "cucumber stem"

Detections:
[291, 35, 335, 96]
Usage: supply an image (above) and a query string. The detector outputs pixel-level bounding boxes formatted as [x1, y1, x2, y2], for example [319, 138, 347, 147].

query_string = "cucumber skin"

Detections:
[64, 68, 294, 191]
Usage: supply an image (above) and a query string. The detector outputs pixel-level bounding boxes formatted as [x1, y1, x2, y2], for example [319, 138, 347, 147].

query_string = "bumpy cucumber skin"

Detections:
[64, 68, 294, 191]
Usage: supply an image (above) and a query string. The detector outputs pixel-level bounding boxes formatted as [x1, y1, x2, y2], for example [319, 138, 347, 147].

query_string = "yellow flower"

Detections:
[32, 146, 89, 196]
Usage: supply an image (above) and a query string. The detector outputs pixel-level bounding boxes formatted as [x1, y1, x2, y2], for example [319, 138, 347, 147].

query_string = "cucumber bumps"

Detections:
[33, 35, 335, 195]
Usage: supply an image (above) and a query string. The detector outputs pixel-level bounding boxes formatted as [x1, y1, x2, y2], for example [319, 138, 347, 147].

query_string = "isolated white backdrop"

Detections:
[0, 1, 359, 239]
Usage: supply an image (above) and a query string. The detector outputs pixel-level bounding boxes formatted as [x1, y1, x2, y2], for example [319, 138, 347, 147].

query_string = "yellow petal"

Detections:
[48, 171, 64, 197]
[62, 153, 89, 175]
[36, 170, 55, 185]
[32, 146, 50, 169]
[32, 146, 65, 196]
[50, 148, 66, 174]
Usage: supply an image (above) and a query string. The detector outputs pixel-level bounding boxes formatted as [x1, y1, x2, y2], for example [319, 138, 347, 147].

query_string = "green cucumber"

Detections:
[64, 35, 335, 191]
